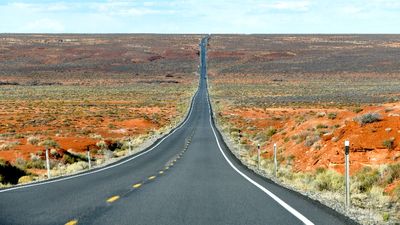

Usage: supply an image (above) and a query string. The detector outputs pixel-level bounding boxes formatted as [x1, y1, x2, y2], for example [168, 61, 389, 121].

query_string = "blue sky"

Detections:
[0, 0, 399, 33]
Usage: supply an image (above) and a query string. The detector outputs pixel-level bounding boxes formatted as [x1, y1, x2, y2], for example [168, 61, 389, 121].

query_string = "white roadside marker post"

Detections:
[45, 148, 51, 179]
[345, 140, 351, 209]
[238, 130, 242, 144]
[274, 143, 278, 177]
[128, 139, 132, 155]
[257, 144, 261, 170]
[87, 150, 91, 169]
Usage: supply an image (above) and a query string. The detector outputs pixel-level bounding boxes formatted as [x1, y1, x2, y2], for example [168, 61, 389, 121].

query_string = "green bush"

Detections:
[382, 212, 390, 222]
[266, 126, 277, 137]
[61, 151, 87, 164]
[353, 107, 363, 113]
[382, 138, 395, 150]
[0, 159, 27, 184]
[352, 166, 380, 193]
[40, 138, 59, 148]
[26, 159, 45, 169]
[314, 169, 344, 192]
[316, 124, 328, 129]
[27, 136, 40, 145]
[393, 184, 400, 201]
[327, 112, 337, 120]
[381, 163, 400, 186]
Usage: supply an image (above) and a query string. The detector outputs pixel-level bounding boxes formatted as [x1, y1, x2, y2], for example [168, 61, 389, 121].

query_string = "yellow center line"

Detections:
[133, 183, 142, 188]
[106, 195, 120, 203]
[165, 166, 169, 170]
[148, 175, 156, 180]
[159, 170, 164, 174]
[65, 220, 78, 225]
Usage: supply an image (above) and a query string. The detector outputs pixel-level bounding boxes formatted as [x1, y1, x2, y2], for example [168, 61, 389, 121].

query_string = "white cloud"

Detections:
[7, 2, 70, 12]
[25, 18, 65, 32]
[260, 0, 311, 11]
[341, 5, 363, 14]
[0, 0, 399, 33]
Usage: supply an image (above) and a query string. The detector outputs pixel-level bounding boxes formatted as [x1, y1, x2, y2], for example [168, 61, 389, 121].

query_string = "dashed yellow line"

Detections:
[159, 170, 164, 174]
[148, 175, 156, 180]
[165, 166, 169, 170]
[65, 220, 78, 225]
[106, 195, 120, 203]
[133, 183, 142, 188]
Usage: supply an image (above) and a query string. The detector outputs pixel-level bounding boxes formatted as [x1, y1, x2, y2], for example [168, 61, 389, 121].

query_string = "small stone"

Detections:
[385, 128, 392, 132]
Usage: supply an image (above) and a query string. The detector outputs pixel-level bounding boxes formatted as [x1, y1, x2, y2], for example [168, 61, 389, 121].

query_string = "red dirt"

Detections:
[221, 103, 400, 175]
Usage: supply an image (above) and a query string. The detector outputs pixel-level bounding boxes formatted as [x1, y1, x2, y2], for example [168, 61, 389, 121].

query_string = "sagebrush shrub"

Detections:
[355, 113, 381, 125]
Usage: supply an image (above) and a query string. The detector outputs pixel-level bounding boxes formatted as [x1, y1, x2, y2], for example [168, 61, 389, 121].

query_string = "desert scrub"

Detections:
[39, 138, 59, 148]
[382, 138, 395, 150]
[354, 112, 381, 125]
[353, 107, 363, 113]
[96, 140, 108, 150]
[27, 136, 40, 145]
[380, 163, 400, 186]
[352, 166, 380, 193]
[0, 159, 27, 185]
[313, 168, 344, 192]
[393, 184, 400, 201]
[316, 124, 328, 129]
[0, 141, 20, 150]
[304, 135, 320, 147]
[292, 131, 309, 144]
[266, 126, 277, 138]
[65, 161, 88, 174]
[18, 175, 34, 184]
[327, 112, 337, 120]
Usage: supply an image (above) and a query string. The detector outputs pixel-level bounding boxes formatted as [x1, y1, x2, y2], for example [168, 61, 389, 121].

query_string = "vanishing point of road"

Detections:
[0, 37, 358, 225]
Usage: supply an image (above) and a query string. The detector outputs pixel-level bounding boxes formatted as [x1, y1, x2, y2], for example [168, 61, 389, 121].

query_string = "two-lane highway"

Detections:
[0, 37, 357, 225]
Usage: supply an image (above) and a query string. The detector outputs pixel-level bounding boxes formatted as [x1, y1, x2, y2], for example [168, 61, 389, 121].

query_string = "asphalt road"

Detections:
[0, 37, 358, 225]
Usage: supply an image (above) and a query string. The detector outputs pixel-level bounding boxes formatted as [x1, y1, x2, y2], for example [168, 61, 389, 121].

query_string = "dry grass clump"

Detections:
[65, 161, 88, 174]
[27, 136, 40, 145]
[0, 141, 20, 150]
[18, 175, 34, 184]
[313, 168, 344, 192]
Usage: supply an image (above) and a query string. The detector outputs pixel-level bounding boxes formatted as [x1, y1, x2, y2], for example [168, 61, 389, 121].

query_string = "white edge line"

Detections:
[206, 91, 314, 225]
[0, 85, 200, 193]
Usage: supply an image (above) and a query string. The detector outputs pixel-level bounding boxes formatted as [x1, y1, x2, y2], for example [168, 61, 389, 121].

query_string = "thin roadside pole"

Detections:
[257, 144, 261, 170]
[45, 148, 51, 179]
[128, 139, 132, 155]
[345, 140, 351, 209]
[87, 150, 91, 169]
[274, 143, 278, 177]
